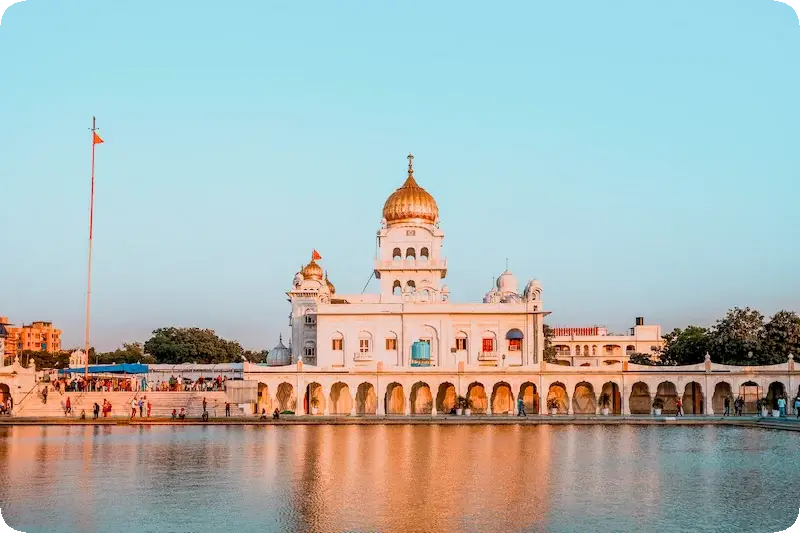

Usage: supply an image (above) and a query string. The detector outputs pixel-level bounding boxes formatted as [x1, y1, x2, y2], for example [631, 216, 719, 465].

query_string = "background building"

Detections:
[0, 316, 62, 359]
[550, 317, 663, 366]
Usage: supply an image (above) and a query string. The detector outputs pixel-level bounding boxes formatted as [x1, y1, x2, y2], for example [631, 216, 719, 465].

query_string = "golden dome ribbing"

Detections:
[301, 259, 323, 281]
[382, 153, 438, 226]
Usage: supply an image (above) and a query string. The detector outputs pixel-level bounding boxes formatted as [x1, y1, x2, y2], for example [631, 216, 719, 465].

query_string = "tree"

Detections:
[243, 349, 269, 362]
[94, 342, 156, 365]
[17, 350, 71, 370]
[543, 324, 557, 363]
[656, 326, 709, 366]
[708, 307, 765, 364]
[628, 352, 655, 365]
[143, 327, 246, 364]
[761, 310, 800, 365]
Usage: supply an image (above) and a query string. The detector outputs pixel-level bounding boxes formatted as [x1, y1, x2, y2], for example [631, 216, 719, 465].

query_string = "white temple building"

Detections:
[283, 154, 547, 370]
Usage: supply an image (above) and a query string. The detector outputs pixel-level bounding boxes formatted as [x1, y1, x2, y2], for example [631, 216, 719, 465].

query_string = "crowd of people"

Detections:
[42, 374, 228, 395]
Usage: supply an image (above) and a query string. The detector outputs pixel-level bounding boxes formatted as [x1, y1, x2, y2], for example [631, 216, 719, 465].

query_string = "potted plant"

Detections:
[463, 396, 473, 416]
[598, 392, 612, 416]
[310, 396, 319, 415]
[455, 395, 466, 416]
[547, 397, 560, 415]
[757, 397, 769, 418]
[652, 398, 664, 416]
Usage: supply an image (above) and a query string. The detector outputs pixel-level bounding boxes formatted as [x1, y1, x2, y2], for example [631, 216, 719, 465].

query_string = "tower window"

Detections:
[420, 247, 429, 260]
[385, 338, 397, 350]
[332, 339, 343, 351]
[407, 280, 416, 293]
[392, 248, 402, 260]
[455, 338, 467, 351]
[405, 247, 416, 260]
[392, 280, 402, 296]
[359, 339, 371, 352]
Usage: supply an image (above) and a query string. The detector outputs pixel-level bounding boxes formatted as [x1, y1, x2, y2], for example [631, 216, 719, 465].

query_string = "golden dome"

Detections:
[382, 153, 438, 226]
[301, 259, 323, 281]
[325, 271, 335, 294]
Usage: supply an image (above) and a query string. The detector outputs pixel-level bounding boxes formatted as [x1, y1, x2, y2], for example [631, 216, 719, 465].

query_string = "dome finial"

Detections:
[505, 257, 509, 271]
[407, 153, 414, 177]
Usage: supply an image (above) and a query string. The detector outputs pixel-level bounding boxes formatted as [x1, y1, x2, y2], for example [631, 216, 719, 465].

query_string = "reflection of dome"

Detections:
[496, 269, 518, 293]
[301, 259, 323, 281]
[266, 335, 292, 366]
[325, 271, 335, 294]
[382, 153, 438, 226]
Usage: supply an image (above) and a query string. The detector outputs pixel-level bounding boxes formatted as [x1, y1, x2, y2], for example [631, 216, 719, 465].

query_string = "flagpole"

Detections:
[85, 117, 98, 381]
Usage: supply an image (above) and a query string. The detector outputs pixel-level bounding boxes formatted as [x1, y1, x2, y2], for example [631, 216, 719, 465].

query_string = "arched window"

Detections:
[385, 331, 398, 351]
[304, 341, 316, 358]
[420, 289, 430, 301]
[481, 331, 497, 353]
[583, 345, 589, 356]
[392, 280, 402, 296]
[405, 247, 416, 260]
[358, 331, 372, 353]
[304, 310, 316, 325]
[392, 248, 402, 260]
[331, 332, 343, 351]
[455, 331, 468, 351]
[506, 328, 524, 351]
[626, 345, 636, 354]
[407, 280, 416, 293]
[592, 345, 597, 356]
[420, 247, 429, 262]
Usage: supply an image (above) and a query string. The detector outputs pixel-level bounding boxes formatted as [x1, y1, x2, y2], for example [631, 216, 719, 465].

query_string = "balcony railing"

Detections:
[478, 351, 498, 361]
[374, 259, 447, 270]
[353, 352, 374, 362]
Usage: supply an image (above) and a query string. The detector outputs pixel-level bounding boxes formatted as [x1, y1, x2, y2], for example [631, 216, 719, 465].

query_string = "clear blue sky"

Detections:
[1, 0, 798, 351]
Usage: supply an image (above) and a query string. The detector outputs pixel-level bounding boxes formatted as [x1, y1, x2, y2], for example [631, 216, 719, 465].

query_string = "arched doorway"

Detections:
[329, 382, 353, 415]
[629, 382, 651, 415]
[739, 381, 762, 414]
[276, 382, 296, 413]
[601, 382, 622, 415]
[385, 382, 405, 415]
[712, 382, 733, 414]
[491, 382, 514, 415]
[572, 382, 596, 414]
[767, 382, 786, 412]
[436, 382, 457, 413]
[467, 382, 488, 414]
[547, 382, 569, 414]
[682, 382, 704, 415]
[410, 382, 433, 414]
[257, 383, 272, 414]
[355, 382, 377, 415]
[655, 382, 678, 415]
[519, 382, 539, 414]
[305, 382, 326, 415]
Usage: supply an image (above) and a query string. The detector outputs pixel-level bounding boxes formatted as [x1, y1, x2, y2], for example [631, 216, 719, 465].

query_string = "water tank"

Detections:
[635, 317, 644, 326]
[411, 341, 431, 367]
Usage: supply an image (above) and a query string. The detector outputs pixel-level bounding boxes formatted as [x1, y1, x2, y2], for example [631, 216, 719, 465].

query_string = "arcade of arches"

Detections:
[250, 372, 797, 416]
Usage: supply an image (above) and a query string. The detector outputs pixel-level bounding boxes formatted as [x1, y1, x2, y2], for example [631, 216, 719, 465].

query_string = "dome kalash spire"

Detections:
[300, 250, 323, 280]
[381, 153, 439, 226]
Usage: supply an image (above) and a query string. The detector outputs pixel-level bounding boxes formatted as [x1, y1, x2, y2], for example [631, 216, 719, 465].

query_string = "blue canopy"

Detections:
[60, 364, 149, 375]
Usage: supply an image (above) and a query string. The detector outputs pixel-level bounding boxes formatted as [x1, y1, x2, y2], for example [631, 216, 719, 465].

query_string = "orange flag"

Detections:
[312, 249, 322, 260]
[93, 132, 104, 145]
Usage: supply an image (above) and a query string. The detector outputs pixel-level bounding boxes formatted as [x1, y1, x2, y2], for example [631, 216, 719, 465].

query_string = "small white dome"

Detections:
[266, 335, 292, 366]
[496, 269, 518, 294]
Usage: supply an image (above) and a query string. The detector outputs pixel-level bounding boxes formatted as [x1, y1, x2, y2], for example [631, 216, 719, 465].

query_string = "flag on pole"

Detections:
[93, 132, 104, 145]
[312, 249, 322, 260]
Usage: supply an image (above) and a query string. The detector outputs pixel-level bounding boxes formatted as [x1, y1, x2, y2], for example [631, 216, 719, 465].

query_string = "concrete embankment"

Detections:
[1, 415, 799, 431]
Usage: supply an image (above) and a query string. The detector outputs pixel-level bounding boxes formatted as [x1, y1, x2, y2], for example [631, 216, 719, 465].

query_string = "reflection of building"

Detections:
[551, 318, 664, 366]
[282, 154, 547, 370]
[0, 316, 62, 359]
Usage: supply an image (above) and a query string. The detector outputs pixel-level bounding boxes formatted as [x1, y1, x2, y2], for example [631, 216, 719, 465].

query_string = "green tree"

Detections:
[18, 350, 71, 369]
[761, 310, 800, 364]
[628, 352, 655, 365]
[708, 307, 765, 364]
[656, 326, 709, 366]
[243, 349, 269, 362]
[94, 342, 156, 365]
[143, 327, 246, 364]
[542, 324, 557, 363]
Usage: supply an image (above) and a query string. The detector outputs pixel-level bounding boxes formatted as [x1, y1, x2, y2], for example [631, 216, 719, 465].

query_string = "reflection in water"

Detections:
[0, 425, 798, 533]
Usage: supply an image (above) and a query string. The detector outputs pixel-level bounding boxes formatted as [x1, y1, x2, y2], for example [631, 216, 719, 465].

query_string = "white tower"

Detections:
[374, 154, 449, 303]
[287, 252, 336, 365]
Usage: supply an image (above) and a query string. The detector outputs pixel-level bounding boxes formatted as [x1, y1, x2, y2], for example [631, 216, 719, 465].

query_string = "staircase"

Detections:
[14, 389, 245, 418]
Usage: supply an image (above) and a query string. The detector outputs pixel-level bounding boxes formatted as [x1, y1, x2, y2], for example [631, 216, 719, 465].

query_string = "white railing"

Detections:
[478, 352, 498, 361]
[353, 352, 374, 362]
[375, 259, 447, 269]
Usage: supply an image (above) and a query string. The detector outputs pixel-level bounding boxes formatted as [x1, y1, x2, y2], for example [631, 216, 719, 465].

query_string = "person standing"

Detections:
[65, 396, 72, 416]
[777, 396, 786, 417]
[225, 402, 231, 417]
[93, 402, 100, 419]
[130, 397, 137, 418]
[202, 397, 207, 414]
[676, 398, 683, 416]
[147, 399, 152, 418]
[138, 397, 145, 417]
[517, 397, 526, 417]
[724, 396, 731, 416]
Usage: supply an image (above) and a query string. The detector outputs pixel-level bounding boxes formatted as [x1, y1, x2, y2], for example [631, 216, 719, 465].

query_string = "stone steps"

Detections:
[15, 390, 244, 418]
